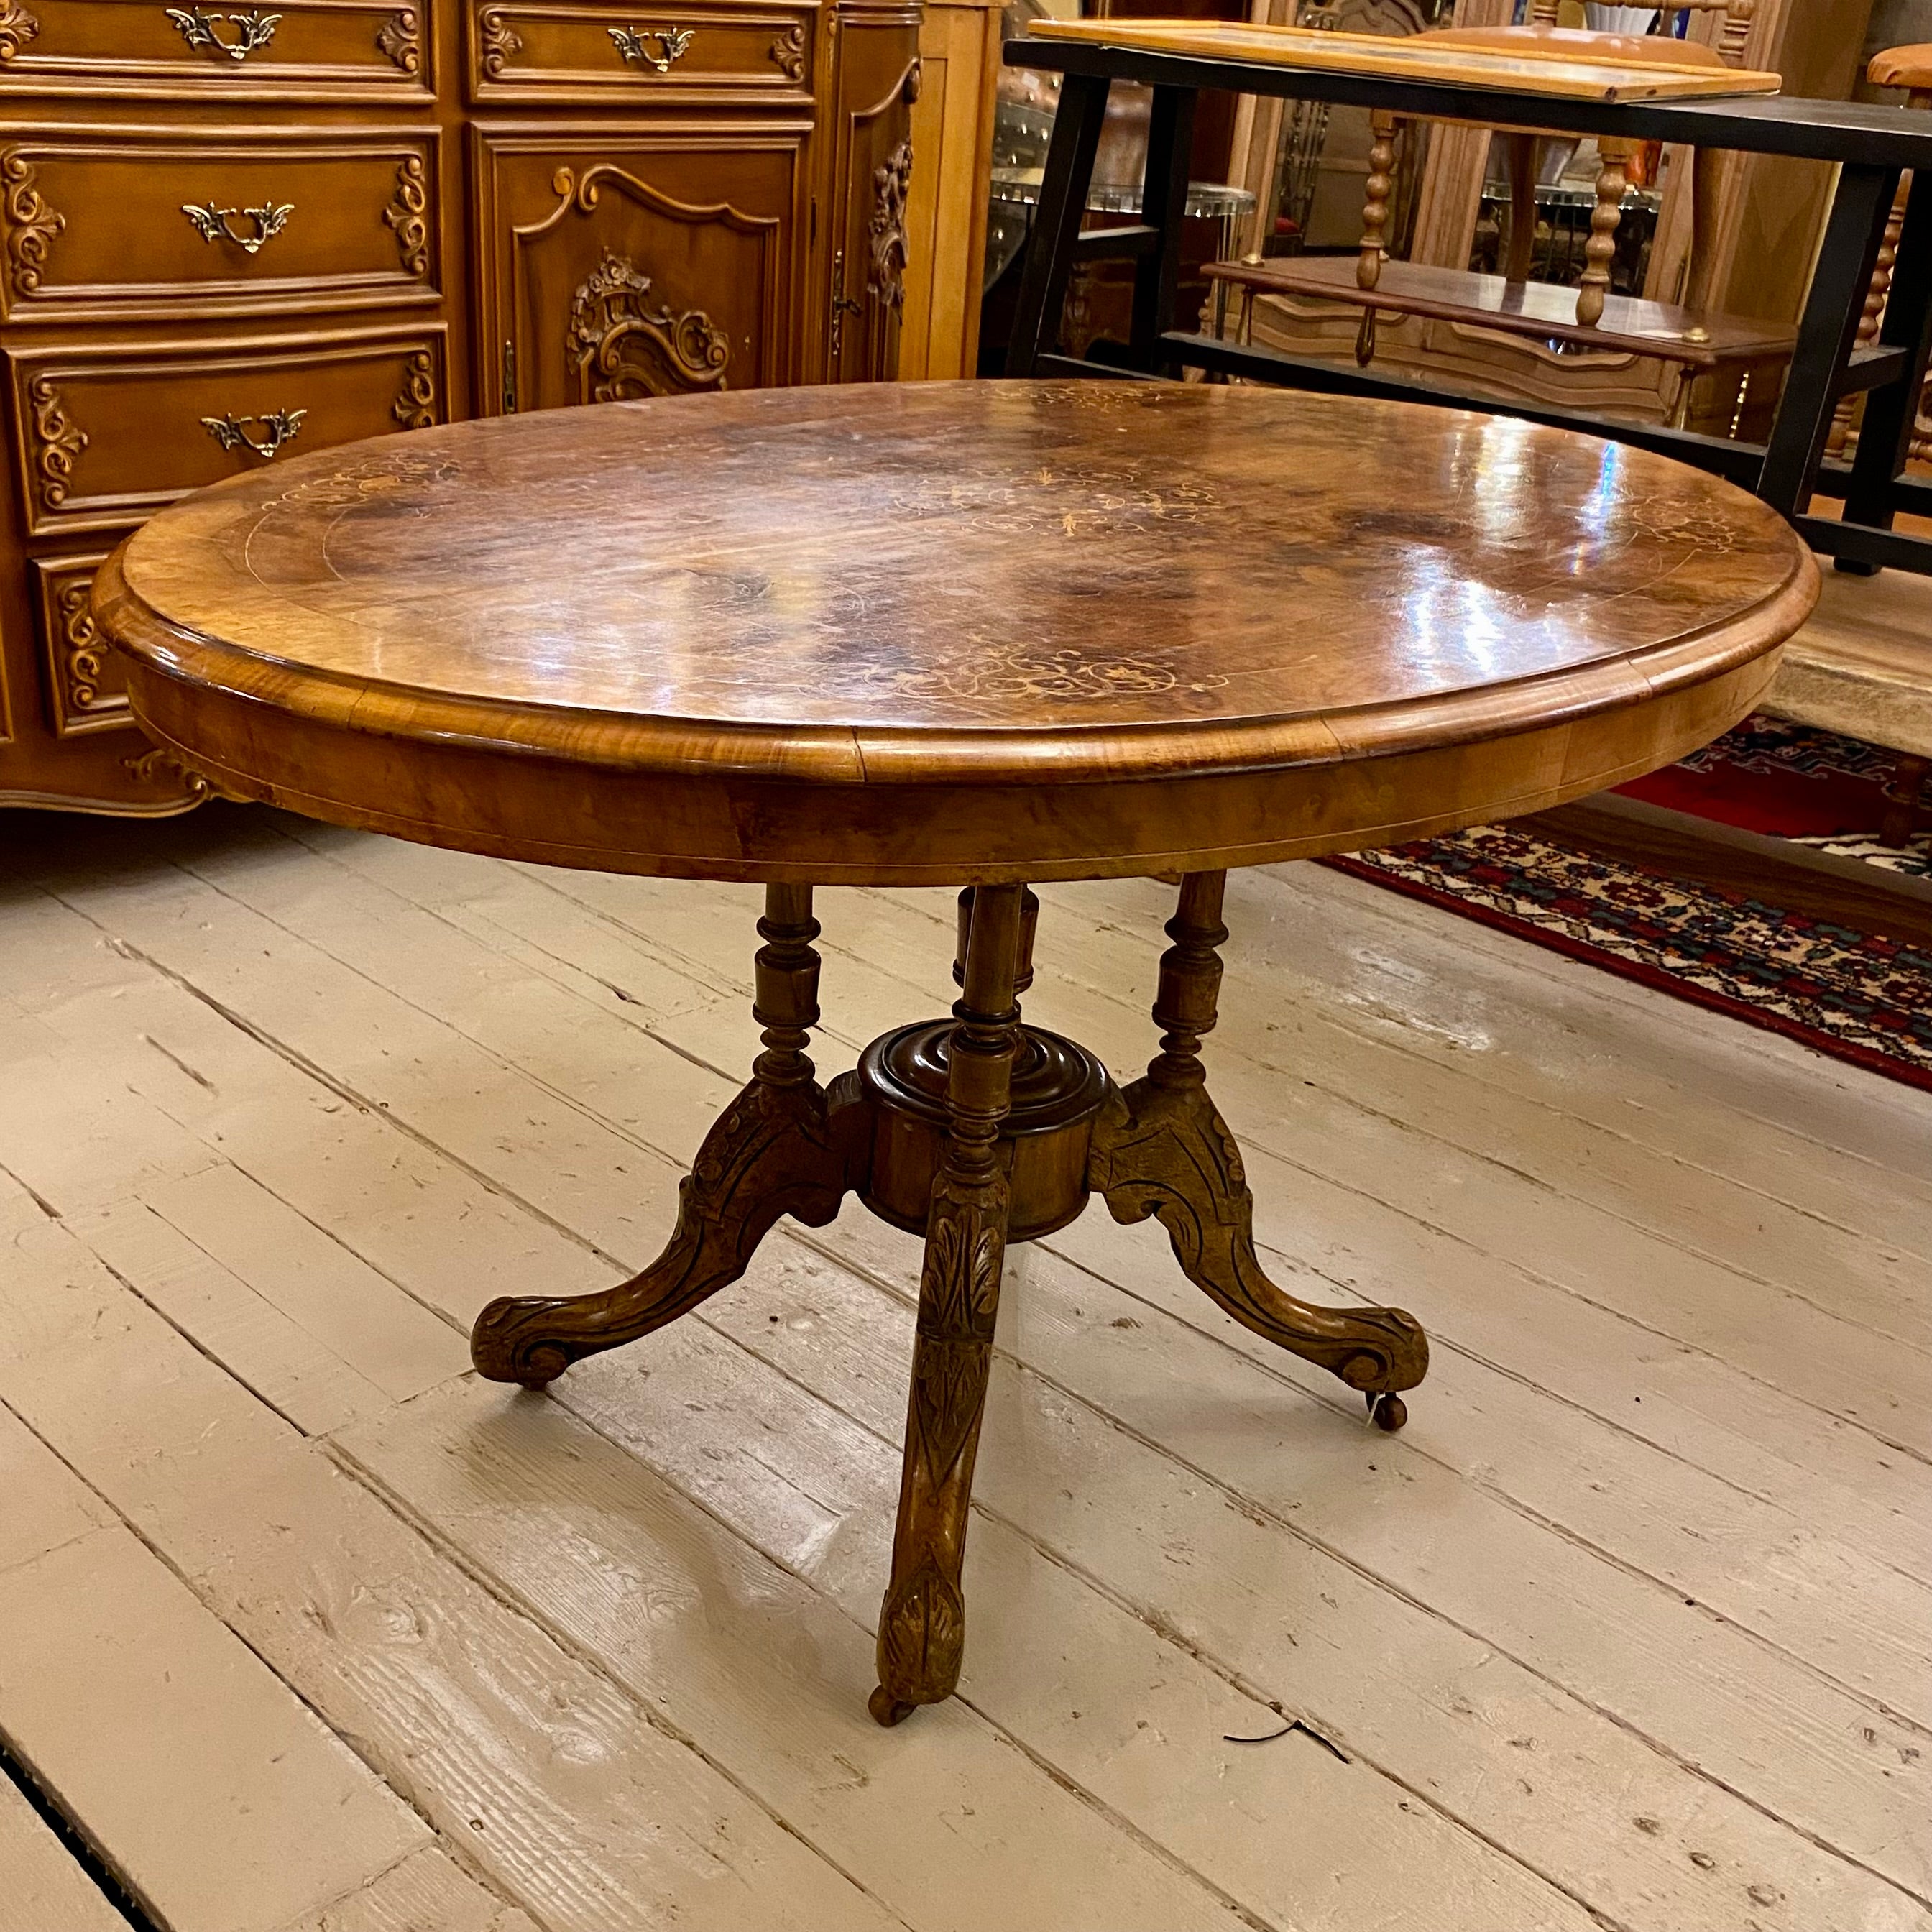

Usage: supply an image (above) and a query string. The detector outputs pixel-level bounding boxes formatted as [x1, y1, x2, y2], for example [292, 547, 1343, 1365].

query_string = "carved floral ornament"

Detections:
[867, 136, 913, 314]
[55, 574, 113, 714]
[566, 252, 730, 401]
[374, 6, 420, 71]
[3, 153, 63, 298]
[769, 21, 804, 80]
[391, 348, 437, 428]
[29, 375, 86, 510]
[478, 6, 523, 75]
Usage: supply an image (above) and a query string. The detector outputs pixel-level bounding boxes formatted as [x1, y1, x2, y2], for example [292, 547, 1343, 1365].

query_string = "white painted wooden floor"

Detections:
[2, 802, 1929, 1932]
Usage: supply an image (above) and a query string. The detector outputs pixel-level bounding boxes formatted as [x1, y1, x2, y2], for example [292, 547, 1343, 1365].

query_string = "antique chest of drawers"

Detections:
[0, 0, 919, 811]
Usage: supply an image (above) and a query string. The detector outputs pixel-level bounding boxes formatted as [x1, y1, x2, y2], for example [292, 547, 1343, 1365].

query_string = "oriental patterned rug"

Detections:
[1325, 719, 1932, 1093]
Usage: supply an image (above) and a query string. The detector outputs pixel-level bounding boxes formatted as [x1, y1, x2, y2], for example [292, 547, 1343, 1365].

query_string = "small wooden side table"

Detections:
[96, 381, 1817, 1724]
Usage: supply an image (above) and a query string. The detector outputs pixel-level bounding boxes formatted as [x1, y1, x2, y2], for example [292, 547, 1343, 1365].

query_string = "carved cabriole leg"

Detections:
[1576, 139, 1634, 329]
[470, 884, 862, 1387]
[1087, 872, 1428, 1430]
[871, 883, 1028, 1726]
[1357, 112, 1397, 293]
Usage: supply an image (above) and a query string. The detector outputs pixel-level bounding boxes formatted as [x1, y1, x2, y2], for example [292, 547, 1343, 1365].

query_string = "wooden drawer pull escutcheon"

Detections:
[608, 24, 693, 70]
[181, 201, 293, 254]
[201, 408, 305, 459]
[166, 6, 281, 60]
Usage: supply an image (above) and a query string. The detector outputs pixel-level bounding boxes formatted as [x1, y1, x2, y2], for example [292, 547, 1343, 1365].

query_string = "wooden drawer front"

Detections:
[0, 0, 431, 99]
[476, 130, 805, 411]
[2, 132, 439, 322]
[13, 326, 445, 535]
[469, 1, 814, 104]
[33, 550, 131, 735]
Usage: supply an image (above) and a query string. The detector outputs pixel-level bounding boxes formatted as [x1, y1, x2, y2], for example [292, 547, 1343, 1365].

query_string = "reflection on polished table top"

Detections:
[98, 380, 1817, 888]
[91, 379, 1821, 1729]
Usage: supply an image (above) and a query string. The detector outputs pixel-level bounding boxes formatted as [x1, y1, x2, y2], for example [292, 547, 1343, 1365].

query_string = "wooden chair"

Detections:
[1205, 4, 1795, 420]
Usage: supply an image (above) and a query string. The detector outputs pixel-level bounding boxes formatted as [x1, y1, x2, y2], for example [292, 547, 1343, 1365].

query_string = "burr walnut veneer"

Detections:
[96, 379, 1818, 1723]
[0, 0, 917, 815]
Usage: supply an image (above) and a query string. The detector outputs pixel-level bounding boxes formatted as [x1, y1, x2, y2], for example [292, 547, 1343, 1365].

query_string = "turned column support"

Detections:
[872, 882, 1029, 1725]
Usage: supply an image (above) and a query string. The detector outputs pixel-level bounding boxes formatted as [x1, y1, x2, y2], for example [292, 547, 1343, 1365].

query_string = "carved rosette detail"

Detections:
[566, 252, 730, 400]
[768, 22, 804, 80]
[55, 577, 110, 712]
[391, 349, 437, 429]
[382, 154, 430, 277]
[374, 6, 420, 73]
[0, 2, 40, 62]
[28, 375, 86, 510]
[478, 7, 523, 75]
[3, 152, 63, 298]
[867, 136, 912, 313]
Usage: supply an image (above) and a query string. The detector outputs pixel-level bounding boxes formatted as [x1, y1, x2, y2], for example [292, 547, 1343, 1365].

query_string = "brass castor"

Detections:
[869, 1686, 919, 1727]
[1368, 1392, 1407, 1432]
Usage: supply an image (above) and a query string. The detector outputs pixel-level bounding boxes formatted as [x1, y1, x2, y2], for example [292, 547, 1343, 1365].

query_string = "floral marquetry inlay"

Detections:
[566, 253, 729, 401]
[3, 154, 63, 299]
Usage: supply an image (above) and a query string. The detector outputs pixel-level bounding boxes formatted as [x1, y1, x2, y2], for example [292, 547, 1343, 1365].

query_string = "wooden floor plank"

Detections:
[47, 826, 1932, 1874]
[0, 1514, 428, 1932]
[0, 1219, 954, 1932]
[0, 1376, 115, 1577]
[0, 1769, 129, 1932]
[344, 1379, 1379, 1932]
[555, 1269, 1926, 1932]
[273, 1849, 539, 1932]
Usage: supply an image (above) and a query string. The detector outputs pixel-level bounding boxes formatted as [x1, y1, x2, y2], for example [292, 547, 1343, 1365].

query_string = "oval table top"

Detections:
[98, 380, 1818, 886]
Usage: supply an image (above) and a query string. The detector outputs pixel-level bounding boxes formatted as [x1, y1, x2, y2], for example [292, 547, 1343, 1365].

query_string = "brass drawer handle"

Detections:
[166, 7, 282, 60]
[201, 407, 305, 459]
[608, 24, 692, 71]
[182, 200, 293, 254]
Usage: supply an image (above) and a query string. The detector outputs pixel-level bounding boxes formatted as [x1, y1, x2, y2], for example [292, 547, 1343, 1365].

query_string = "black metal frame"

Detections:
[1005, 39, 1932, 575]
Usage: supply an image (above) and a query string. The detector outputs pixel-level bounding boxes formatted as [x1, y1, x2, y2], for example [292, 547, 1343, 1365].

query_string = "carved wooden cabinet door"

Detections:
[472, 128, 811, 413]
[820, 1, 921, 383]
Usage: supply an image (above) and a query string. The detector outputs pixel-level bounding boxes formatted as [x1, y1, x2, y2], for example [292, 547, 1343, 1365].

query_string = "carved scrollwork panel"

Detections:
[566, 252, 730, 401]
[383, 154, 431, 277]
[478, 6, 523, 75]
[27, 375, 87, 511]
[33, 556, 129, 736]
[124, 746, 213, 800]
[391, 348, 437, 428]
[867, 136, 912, 314]
[3, 153, 63, 300]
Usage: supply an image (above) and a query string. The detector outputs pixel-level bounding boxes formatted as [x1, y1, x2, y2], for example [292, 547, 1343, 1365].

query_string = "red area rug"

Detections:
[1325, 720, 1932, 1093]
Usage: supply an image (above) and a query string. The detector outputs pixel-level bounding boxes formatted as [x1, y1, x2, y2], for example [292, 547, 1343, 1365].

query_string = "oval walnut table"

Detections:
[95, 380, 1818, 1726]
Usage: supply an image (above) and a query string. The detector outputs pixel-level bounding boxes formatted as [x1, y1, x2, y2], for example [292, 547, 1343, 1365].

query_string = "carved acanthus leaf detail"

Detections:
[374, 6, 419, 70]
[867, 136, 913, 313]
[478, 6, 523, 75]
[3, 153, 63, 298]
[769, 22, 804, 80]
[566, 252, 730, 401]
[28, 375, 86, 510]
[383, 154, 430, 276]
[0, 1, 39, 61]
[391, 349, 437, 429]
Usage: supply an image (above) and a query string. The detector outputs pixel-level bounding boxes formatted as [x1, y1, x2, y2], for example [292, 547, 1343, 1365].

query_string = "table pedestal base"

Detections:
[470, 874, 1429, 1724]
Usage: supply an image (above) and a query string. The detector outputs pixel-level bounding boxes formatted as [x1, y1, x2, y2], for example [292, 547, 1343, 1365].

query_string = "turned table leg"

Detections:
[1087, 872, 1428, 1430]
[871, 883, 1029, 1725]
[470, 883, 862, 1387]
